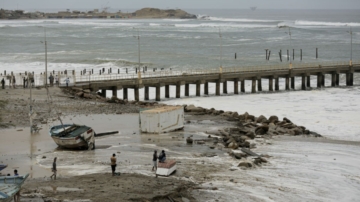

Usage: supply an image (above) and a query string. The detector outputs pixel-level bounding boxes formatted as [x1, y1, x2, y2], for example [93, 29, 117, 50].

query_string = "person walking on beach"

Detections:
[158, 150, 166, 163]
[55, 75, 59, 86]
[50, 157, 57, 180]
[64, 77, 70, 87]
[152, 150, 158, 171]
[12, 76, 16, 89]
[1, 78, 4, 89]
[110, 153, 117, 176]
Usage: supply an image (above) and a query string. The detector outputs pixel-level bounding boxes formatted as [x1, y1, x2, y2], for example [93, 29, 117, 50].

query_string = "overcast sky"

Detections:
[0, 0, 360, 10]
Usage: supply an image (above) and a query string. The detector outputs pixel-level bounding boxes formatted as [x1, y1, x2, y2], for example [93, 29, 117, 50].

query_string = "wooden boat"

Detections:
[0, 174, 29, 202]
[0, 165, 7, 172]
[49, 124, 96, 150]
[156, 160, 177, 177]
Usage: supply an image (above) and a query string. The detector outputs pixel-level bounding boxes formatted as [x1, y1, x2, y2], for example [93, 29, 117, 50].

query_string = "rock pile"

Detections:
[184, 104, 322, 166]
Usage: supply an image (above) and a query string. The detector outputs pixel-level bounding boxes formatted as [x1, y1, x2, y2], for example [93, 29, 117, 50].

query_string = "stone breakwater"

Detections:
[184, 104, 322, 168]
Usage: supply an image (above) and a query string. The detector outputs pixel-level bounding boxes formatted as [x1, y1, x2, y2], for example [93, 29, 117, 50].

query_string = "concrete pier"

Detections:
[69, 62, 359, 101]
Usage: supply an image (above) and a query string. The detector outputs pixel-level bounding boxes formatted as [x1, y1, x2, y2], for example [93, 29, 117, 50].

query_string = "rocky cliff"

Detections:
[133, 8, 196, 19]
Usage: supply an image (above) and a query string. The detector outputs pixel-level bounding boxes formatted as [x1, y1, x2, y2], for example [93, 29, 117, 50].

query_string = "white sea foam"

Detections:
[209, 17, 279, 23]
[295, 20, 360, 27]
[175, 23, 275, 28]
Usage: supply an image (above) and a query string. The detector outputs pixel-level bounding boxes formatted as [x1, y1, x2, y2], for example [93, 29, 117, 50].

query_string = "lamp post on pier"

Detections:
[347, 27, 353, 66]
[219, 27, 223, 73]
[285, 27, 292, 69]
[133, 27, 141, 72]
[40, 28, 48, 87]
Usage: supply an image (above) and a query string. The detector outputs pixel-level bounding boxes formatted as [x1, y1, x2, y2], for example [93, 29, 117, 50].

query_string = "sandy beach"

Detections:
[1, 85, 360, 202]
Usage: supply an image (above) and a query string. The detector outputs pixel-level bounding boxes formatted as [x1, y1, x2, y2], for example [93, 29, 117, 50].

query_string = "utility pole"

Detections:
[41, 28, 48, 87]
[347, 27, 353, 66]
[219, 28, 223, 69]
[285, 27, 292, 69]
[133, 28, 141, 71]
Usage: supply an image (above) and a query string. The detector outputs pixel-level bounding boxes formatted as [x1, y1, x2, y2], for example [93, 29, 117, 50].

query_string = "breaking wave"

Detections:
[295, 20, 360, 27]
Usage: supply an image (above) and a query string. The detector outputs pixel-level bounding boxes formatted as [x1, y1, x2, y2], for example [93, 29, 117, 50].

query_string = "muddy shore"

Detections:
[2, 87, 358, 202]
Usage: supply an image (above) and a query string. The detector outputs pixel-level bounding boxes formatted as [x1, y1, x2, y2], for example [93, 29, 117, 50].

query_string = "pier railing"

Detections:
[1, 61, 358, 87]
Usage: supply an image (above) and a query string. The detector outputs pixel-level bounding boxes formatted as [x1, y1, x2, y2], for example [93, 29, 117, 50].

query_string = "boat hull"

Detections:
[50, 124, 95, 150]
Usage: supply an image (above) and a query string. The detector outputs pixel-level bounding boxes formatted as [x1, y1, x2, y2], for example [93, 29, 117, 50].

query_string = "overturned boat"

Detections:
[49, 124, 96, 150]
[0, 174, 29, 202]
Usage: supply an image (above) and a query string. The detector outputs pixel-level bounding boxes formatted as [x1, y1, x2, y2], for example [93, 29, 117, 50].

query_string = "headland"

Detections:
[0, 7, 197, 20]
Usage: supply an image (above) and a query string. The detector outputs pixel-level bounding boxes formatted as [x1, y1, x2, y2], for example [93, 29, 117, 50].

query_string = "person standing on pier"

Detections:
[12, 76, 16, 89]
[110, 153, 117, 176]
[50, 157, 57, 180]
[55, 75, 59, 86]
[64, 77, 70, 87]
[1, 78, 4, 89]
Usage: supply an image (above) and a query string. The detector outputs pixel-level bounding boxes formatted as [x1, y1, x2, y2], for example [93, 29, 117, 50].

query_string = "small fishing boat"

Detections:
[156, 160, 177, 177]
[0, 174, 29, 202]
[0, 165, 7, 172]
[49, 124, 96, 150]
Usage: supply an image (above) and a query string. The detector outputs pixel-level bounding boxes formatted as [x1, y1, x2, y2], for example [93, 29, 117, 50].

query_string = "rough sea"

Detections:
[0, 9, 359, 73]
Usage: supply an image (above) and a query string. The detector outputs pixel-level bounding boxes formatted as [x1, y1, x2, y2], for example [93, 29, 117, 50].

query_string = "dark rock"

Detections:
[283, 117, 292, 123]
[246, 131, 256, 139]
[238, 161, 253, 168]
[255, 125, 269, 135]
[186, 137, 193, 144]
[268, 116, 279, 123]
[256, 115, 268, 123]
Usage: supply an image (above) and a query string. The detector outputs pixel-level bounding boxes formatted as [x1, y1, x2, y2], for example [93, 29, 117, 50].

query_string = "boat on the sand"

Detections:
[0, 165, 7, 172]
[49, 124, 96, 150]
[156, 160, 177, 177]
[0, 174, 29, 202]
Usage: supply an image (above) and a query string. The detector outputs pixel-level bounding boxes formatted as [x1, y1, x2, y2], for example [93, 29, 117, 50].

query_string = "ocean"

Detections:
[0, 9, 359, 73]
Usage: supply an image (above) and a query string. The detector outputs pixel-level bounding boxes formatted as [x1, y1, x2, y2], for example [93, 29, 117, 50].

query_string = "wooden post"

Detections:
[112, 86, 117, 97]
[185, 84, 189, 96]
[321, 74, 325, 87]
[331, 73, 336, 87]
[279, 50, 282, 62]
[204, 82, 209, 95]
[251, 79, 256, 93]
[275, 78, 279, 91]
[293, 49, 295, 61]
[287, 50, 289, 61]
[269, 77, 273, 91]
[196, 82, 201, 96]
[123, 88, 128, 100]
[118, 69, 120, 74]
[176, 83, 181, 98]
[144, 86, 149, 100]
[223, 81, 227, 94]
[300, 49, 302, 61]
[257, 78, 262, 91]
[216, 81, 220, 95]
[336, 74, 339, 86]
[307, 76, 311, 87]
[291, 77, 295, 89]
[134, 87, 139, 101]
[165, 85, 170, 98]
[317, 74, 322, 88]
[265, 49, 268, 60]
[286, 77, 290, 90]
[241, 80, 245, 93]
[268, 51, 271, 60]
[301, 76, 306, 90]
[316, 48, 318, 59]
[234, 79, 239, 94]
[350, 73, 354, 86]
[156, 86, 161, 101]
[101, 89, 106, 97]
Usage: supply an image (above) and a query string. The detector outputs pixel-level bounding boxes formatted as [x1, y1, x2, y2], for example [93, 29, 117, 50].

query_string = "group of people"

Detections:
[48, 74, 59, 87]
[109, 150, 167, 175]
[0, 76, 35, 89]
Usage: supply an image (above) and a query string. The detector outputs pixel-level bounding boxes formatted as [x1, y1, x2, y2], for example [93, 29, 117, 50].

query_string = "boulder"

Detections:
[186, 137, 193, 144]
[185, 105, 205, 113]
[283, 117, 292, 123]
[256, 115, 268, 123]
[83, 93, 93, 99]
[245, 140, 256, 148]
[268, 116, 279, 123]
[228, 142, 239, 149]
[255, 125, 269, 135]
[83, 89, 91, 93]
[232, 112, 239, 118]
[233, 152, 247, 159]
[246, 131, 256, 139]
[240, 135, 250, 142]
[238, 161, 254, 168]
[76, 92, 84, 97]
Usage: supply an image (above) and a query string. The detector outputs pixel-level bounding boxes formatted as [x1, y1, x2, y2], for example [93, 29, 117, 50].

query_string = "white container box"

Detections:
[140, 106, 184, 133]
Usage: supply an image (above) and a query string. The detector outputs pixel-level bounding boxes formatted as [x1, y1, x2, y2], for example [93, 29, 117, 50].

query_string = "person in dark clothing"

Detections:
[23, 77, 26, 88]
[50, 157, 57, 180]
[152, 150, 158, 171]
[158, 150, 166, 163]
[1, 78, 4, 89]
[110, 153, 117, 176]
